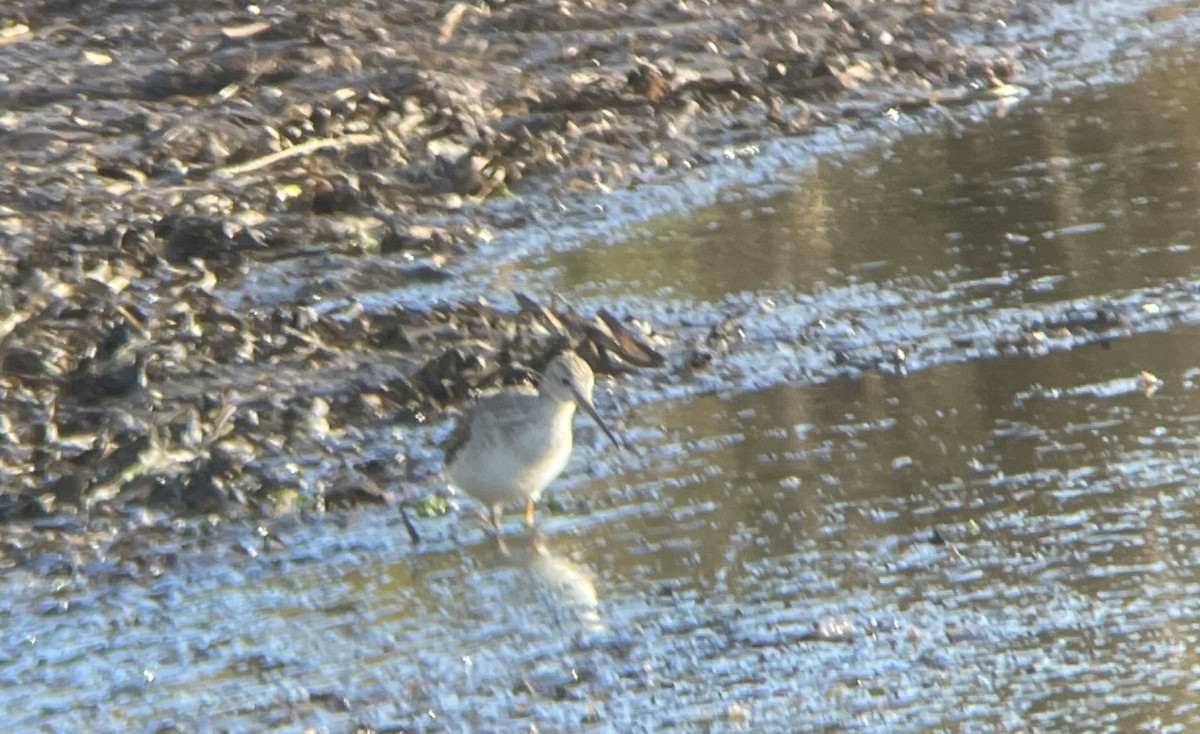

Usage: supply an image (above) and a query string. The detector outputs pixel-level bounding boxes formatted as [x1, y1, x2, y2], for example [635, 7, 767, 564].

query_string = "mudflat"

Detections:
[0, 0, 1074, 564]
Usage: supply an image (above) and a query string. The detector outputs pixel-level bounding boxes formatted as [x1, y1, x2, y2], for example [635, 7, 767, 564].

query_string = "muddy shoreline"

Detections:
[0, 0, 1100, 569]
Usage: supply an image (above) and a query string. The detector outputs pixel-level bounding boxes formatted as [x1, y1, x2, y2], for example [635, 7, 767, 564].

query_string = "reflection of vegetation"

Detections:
[546, 52, 1200, 306]
[550, 180, 836, 301]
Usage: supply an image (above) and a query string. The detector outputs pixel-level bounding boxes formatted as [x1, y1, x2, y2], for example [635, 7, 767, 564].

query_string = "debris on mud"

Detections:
[0, 259, 668, 569]
[2, 0, 1039, 274]
[0, 0, 1073, 566]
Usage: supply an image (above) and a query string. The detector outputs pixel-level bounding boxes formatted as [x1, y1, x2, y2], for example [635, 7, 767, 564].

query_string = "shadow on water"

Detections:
[12, 23, 1200, 734]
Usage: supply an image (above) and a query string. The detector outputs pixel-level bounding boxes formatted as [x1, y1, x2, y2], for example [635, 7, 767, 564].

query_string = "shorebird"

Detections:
[444, 351, 622, 529]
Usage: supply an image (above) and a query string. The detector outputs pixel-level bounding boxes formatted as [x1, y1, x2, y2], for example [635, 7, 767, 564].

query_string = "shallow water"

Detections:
[10, 13, 1200, 734]
[533, 49, 1200, 306]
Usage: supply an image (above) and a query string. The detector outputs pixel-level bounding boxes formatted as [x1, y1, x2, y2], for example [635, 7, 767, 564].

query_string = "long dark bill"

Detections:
[574, 389, 623, 450]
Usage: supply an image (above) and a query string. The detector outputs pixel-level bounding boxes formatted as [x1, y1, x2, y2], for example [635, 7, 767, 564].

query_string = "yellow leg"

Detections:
[490, 504, 503, 530]
[523, 497, 536, 528]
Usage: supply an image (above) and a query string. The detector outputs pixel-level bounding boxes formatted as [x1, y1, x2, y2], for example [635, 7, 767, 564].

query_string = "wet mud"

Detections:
[6, 1, 1200, 731]
[0, 0, 1062, 568]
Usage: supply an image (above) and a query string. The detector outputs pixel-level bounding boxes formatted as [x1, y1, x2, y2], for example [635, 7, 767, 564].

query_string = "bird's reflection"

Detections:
[473, 533, 603, 633]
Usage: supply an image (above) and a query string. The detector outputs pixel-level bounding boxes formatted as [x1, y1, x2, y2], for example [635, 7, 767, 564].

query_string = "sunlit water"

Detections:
[533, 49, 1200, 306]
[9, 17, 1200, 734]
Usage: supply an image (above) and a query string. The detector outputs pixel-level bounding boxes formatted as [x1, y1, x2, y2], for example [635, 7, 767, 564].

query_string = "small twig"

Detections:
[438, 2, 471, 45]
[213, 133, 381, 178]
[399, 505, 421, 545]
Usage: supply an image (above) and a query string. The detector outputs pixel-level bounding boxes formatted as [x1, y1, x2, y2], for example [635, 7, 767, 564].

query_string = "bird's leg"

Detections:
[523, 497, 536, 528]
[490, 503, 504, 531]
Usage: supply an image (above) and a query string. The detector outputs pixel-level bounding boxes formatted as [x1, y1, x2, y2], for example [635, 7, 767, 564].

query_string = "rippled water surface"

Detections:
[535, 50, 1200, 306]
[10, 22, 1200, 734]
